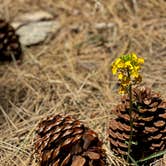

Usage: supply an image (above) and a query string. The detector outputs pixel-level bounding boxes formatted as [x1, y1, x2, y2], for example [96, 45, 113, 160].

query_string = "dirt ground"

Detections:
[0, 0, 165, 165]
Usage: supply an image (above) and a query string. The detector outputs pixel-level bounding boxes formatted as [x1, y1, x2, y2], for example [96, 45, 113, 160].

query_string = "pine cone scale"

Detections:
[35, 114, 107, 166]
[0, 19, 22, 61]
[71, 156, 86, 166]
[108, 87, 166, 161]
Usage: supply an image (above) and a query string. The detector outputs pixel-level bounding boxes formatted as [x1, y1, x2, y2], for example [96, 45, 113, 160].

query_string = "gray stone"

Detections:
[14, 10, 54, 22]
[16, 21, 60, 46]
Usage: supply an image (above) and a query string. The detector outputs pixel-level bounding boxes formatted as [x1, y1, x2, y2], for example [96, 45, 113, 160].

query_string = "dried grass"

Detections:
[0, 0, 165, 165]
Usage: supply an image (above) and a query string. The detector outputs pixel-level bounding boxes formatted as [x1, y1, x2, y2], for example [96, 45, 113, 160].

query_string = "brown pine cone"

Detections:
[108, 86, 166, 161]
[0, 19, 22, 61]
[34, 114, 107, 166]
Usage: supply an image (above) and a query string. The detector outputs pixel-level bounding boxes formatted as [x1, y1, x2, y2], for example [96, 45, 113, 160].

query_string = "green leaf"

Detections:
[125, 141, 138, 145]
[137, 149, 166, 163]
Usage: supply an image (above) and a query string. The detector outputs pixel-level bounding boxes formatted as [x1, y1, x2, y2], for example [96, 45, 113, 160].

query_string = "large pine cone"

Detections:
[0, 19, 22, 61]
[34, 114, 107, 166]
[108, 86, 166, 161]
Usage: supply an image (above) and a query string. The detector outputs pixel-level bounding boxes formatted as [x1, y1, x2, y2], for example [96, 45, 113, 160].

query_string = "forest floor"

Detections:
[0, 0, 166, 165]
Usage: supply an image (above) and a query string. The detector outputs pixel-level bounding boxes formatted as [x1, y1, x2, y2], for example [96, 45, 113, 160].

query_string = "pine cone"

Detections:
[34, 114, 107, 166]
[108, 86, 166, 161]
[0, 19, 22, 61]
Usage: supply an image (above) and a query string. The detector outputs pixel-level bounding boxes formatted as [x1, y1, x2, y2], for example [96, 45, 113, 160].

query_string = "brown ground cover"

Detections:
[0, 0, 165, 165]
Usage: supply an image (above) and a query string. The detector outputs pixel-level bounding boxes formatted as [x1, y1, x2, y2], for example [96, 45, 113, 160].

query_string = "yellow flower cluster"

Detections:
[112, 53, 144, 94]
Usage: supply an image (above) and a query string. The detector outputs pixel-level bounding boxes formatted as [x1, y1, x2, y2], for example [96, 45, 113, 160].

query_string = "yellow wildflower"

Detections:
[138, 58, 144, 64]
[119, 86, 126, 94]
[125, 61, 132, 69]
[131, 53, 137, 61]
[131, 71, 139, 78]
[114, 58, 121, 65]
[111, 53, 144, 94]
[118, 73, 123, 80]
[112, 65, 117, 75]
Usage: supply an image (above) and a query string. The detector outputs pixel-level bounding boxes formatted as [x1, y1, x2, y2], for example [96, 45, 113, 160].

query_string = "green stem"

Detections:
[127, 83, 134, 163]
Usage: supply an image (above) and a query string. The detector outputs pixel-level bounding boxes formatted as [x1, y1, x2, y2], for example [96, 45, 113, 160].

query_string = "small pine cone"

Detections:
[0, 19, 22, 61]
[34, 114, 107, 166]
[108, 86, 166, 160]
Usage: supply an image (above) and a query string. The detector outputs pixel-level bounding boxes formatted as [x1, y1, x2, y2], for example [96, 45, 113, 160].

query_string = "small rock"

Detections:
[14, 10, 54, 22]
[16, 21, 60, 46]
[11, 21, 23, 29]
[12, 10, 55, 29]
